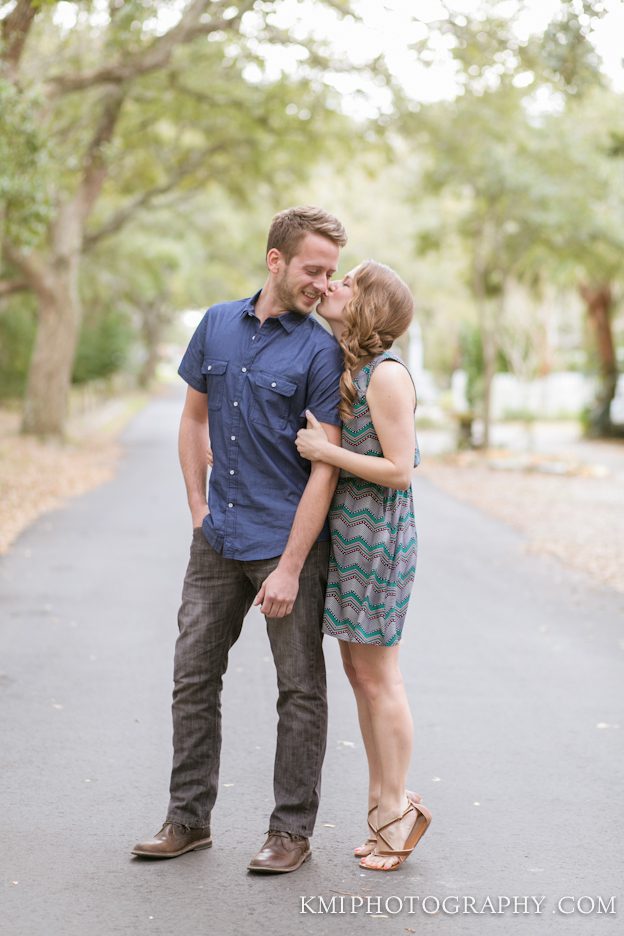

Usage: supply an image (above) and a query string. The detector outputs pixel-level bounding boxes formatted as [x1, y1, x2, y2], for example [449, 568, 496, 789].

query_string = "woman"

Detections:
[295, 260, 431, 871]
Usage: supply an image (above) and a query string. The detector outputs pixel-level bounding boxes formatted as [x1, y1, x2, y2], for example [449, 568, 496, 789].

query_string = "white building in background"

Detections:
[408, 318, 438, 406]
[490, 372, 596, 420]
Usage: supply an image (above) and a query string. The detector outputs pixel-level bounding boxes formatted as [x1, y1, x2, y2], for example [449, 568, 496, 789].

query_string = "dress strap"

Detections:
[368, 349, 404, 374]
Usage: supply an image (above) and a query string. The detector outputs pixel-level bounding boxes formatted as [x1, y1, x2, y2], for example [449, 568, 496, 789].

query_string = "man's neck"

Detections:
[254, 279, 289, 325]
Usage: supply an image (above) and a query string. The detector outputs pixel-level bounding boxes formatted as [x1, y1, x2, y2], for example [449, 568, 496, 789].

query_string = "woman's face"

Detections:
[316, 269, 356, 323]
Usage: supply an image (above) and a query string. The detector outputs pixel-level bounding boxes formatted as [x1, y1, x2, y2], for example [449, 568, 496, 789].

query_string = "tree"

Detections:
[515, 87, 624, 436]
[405, 83, 545, 446]
[402, 0, 619, 442]
[0, 0, 365, 437]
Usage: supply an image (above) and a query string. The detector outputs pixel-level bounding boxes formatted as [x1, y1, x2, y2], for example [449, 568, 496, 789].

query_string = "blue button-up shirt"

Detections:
[178, 291, 343, 560]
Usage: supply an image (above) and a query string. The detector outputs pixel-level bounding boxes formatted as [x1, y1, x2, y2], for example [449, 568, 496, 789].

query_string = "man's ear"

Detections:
[266, 248, 283, 274]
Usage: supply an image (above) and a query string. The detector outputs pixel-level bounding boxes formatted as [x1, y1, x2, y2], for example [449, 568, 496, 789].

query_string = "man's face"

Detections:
[272, 233, 340, 315]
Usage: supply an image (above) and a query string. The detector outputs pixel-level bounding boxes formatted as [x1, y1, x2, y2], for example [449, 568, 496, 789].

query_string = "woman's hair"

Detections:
[339, 260, 414, 423]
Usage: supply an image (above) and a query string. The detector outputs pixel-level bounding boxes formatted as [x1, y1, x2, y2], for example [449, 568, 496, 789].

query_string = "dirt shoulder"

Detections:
[0, 394, 147, 555]
[418, 450, 624, 595]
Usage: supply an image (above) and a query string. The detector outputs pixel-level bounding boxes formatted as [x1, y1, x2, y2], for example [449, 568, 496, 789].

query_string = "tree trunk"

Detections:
[21, 255, 82, 437]
[481, 323, 495, 450]
[579, 282, 618, 437]
[138, 300, 167, 389]
[17, 198, 86, 437]
[472, 244, 496, 451]
[16, 89, 125, 437]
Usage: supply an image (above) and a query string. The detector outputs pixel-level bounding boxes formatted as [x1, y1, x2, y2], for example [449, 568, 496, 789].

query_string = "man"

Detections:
[133, 206, 347, 873]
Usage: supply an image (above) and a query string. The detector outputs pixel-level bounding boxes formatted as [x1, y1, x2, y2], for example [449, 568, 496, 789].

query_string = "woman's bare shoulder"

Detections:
[367, 361, 415, 415]
[368, 358, 413, 391]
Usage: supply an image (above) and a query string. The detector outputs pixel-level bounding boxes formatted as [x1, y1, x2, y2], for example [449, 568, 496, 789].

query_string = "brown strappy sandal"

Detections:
[352, 807, 378, 859]
[359, 799, 432, 871]
[353, 790, 422, 858]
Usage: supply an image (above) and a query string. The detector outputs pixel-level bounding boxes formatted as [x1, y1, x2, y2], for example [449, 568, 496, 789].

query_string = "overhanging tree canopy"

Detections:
[0, 0, 372, 437]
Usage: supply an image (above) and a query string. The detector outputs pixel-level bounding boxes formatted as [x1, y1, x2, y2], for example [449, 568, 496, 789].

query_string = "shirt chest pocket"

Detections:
[202, 359, 228, 411]
[250, 371, 298, 431]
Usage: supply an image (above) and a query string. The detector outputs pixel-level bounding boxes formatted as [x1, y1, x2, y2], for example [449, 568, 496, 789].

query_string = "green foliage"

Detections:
[17, 0, 359, 225]
[0, 80, 53, 247]
[0, 297, 38, 398]
[72, 307, 134, 384]
[402, 0, 623, 441]
[2, 0, 623, 441]
[458, 323, 484, 409]
[539, 0, 606, 95]
[521, 88, 624, 287]
[1, 0, 377, 434]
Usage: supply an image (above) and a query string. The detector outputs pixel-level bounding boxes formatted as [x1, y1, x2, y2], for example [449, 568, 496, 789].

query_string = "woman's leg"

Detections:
[339, 640, 382, 806]
[347, 643, 415, 870]
[339, 641, 382, 853]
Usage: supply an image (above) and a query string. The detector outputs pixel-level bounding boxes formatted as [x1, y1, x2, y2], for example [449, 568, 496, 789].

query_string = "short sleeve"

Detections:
[178, 312, 209, 393]
[303, 341, 344, 427]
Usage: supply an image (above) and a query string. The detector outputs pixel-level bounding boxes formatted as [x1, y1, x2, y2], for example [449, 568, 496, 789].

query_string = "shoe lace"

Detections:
[266, 829, 306, 842]
[163, 820, 206, 834]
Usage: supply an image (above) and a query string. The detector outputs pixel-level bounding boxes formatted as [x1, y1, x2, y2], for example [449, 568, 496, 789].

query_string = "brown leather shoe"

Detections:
[132, 821, 212, 859]
[247, 830, 311, 873]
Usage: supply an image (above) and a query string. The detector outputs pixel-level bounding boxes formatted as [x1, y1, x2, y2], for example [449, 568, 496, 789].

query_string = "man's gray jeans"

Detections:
[166, 530, 329, 838]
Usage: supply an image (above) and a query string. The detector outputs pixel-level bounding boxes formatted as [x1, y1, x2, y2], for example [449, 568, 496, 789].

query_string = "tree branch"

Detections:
[1, 0, 37, 81]
[81, 87, 127, 212]
[2, 240, 50, 296]
[0, 276, 28, 297]
[84, 142, 232, 249]
[57, 85, 128, 245]
[45, 0, 255, 97]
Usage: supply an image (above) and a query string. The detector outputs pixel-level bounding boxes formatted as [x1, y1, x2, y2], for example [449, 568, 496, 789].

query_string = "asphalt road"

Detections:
[1, 386, 623, 936]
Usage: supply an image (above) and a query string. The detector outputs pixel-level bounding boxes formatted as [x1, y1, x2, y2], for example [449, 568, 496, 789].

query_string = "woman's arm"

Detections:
[296, 361, 416, 490]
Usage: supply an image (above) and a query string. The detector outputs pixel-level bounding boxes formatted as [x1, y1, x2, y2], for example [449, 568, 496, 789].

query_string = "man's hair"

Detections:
[266, 206, 347, 262]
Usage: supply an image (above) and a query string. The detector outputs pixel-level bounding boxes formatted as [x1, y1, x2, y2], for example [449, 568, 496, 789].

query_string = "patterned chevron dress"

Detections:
[323, 350, 419, 647]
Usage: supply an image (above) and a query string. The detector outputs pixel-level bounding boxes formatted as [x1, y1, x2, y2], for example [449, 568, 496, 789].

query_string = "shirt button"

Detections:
[252, 335, 256, 341]
[241, 367, 247, 373]
[231, 435, 236, 441]
[207, 365, 212, 371]
[229, 470, 235, 475]
[233, 401, 238, 407]
[271, 382, 277, 388]
[228, 502, 233, 508]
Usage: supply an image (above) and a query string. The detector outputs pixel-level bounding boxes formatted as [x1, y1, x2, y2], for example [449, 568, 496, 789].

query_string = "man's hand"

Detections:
[191, 503, 209, 530]
[254, 566, 300, 618]
[295, 410, 330, 462]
